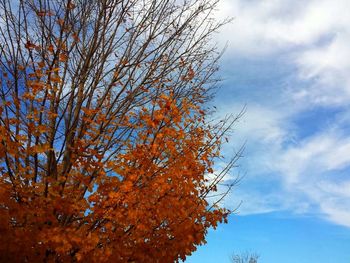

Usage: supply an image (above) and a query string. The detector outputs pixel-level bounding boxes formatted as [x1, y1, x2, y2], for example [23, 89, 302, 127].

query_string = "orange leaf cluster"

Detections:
[0, 88, 228, 262]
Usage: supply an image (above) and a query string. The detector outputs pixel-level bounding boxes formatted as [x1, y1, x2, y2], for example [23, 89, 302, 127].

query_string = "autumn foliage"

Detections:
[0, 0, 236, 262]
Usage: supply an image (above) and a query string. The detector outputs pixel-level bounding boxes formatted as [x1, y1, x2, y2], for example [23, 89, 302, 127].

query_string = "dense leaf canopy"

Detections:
[0, 0, 236, 261]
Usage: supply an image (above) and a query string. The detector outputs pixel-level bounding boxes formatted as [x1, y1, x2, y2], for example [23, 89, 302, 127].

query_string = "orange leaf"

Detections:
[48, 44, 55, 53]
[38, 61, 45, 68]
[68, 2, 76, 9]
[59, 53, 68, 62]
[25, 41, 36, 50]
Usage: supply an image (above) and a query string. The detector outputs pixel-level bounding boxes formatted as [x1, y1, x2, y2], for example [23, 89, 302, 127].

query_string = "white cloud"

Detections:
[275, 132, 350, 182]
[224, 117, 350, 226]
[321, 203, 350, 228]
[267, 129, 350, 227]
[217, 103, 291, 178]
[313, 181, 350, 227]
[217, 0, 350, 106]
[319, 181, 350, 198]
[217, 0, 350, 53]
[229, 104, 287, 143]
[215, 0, 350, 227]
[294, 33, 350, 106]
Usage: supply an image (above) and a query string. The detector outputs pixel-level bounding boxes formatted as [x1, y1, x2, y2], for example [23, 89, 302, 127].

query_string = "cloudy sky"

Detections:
[189, 0, 350, 262]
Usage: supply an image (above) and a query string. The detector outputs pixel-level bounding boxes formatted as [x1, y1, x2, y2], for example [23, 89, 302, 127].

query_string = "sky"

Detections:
[188, 0, 350, 262]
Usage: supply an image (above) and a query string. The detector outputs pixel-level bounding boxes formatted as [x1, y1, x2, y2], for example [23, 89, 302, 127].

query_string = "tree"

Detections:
[231, 252, 260, 263]
[0, 0, 238, 261]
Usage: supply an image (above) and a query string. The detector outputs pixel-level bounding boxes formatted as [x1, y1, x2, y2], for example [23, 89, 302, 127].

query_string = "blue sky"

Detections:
[189, 0, 350, 262]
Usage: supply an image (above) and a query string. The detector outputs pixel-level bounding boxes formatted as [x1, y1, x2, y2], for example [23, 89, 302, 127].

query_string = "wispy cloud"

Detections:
[215, 0, 350, 227]
[294, 33, 350, 106]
